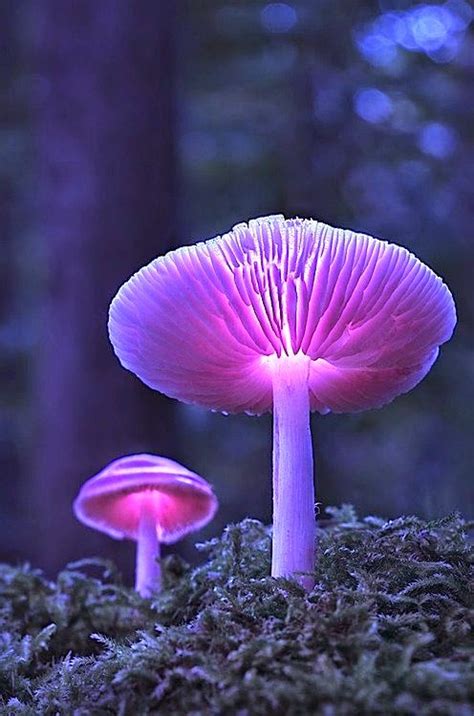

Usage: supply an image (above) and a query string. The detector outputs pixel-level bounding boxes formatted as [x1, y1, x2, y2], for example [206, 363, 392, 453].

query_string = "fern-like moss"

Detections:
[1, 508, 473, 714]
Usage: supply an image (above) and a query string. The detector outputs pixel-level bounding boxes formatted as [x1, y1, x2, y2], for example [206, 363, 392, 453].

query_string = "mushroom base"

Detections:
[271, 356, 315, 590]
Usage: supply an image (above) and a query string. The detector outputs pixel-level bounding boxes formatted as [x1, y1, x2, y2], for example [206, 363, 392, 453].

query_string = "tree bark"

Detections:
[31, 0, 177, 577]
[0, 2, 25, 564]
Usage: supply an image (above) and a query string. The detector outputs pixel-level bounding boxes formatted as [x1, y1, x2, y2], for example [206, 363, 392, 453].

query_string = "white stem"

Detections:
[272, 357, 315, 590]
[135, 500, 161, 597]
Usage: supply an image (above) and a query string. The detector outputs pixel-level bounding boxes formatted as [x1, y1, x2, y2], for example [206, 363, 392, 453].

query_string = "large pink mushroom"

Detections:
[73, 454, 218, 597]
[108, 216, 456, 589]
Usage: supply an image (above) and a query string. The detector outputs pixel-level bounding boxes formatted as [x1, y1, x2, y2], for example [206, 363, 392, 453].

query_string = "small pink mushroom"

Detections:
[73, 454, 218, 597]
[108, 216, 456, 589]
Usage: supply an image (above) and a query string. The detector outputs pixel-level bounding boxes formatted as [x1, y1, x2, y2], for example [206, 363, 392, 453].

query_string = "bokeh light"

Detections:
[418, 121, 458, 158]
[355, 1, 473, 66]
[260, 3, 298, 33]
[354, 87, 393, 123]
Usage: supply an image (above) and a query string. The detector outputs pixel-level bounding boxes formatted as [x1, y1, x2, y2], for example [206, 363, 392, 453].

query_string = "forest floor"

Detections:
[0, 506, 472, 715]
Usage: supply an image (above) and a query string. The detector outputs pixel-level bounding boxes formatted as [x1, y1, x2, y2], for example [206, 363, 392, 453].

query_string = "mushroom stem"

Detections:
[272, 356, 315, 590]
[135, 499, 161, 597]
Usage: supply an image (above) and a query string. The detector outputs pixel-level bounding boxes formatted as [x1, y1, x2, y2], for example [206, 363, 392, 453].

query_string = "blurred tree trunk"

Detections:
[31, 1, 178, 577]
[0, 2, 25, 563]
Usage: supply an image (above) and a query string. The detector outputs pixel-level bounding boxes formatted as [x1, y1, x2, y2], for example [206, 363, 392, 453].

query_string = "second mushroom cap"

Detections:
[73, 453, 217, 543]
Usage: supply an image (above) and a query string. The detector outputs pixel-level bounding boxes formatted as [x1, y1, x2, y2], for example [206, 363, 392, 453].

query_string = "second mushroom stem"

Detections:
[135, 499, 161, 597]
[272, 356, 316, 590]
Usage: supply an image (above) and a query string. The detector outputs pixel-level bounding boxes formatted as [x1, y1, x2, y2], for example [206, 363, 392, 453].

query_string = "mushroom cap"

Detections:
[73, 454, 218, 543]
[109, 215, 456, 415]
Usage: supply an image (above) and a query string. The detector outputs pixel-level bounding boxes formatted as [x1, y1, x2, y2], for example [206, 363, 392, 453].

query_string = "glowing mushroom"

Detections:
[73, 454, 218, 597]
[108, 216, 456, 589]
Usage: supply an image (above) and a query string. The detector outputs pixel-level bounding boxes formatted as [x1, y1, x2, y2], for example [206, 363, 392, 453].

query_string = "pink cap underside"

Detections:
[84, 488, 215, 542]
[109, 217, 456, 414]
[74, 456, 217, 542]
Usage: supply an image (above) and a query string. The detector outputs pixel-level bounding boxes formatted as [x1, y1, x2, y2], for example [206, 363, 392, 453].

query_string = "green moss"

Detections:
[1, 508, 473, 714]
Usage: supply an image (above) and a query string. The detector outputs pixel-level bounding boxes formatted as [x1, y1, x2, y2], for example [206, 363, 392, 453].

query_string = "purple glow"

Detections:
[74, 454, 218, 597]
[109, 216, 456, 586]
[74, 453, 217, 541]
[109, 216, 456, 416]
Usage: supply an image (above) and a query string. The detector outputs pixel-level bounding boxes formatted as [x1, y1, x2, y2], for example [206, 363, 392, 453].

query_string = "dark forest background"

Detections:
[0, 0, 472, 583]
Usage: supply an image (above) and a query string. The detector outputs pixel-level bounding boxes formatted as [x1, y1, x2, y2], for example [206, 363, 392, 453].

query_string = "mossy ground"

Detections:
[0, 506, 472, 715]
